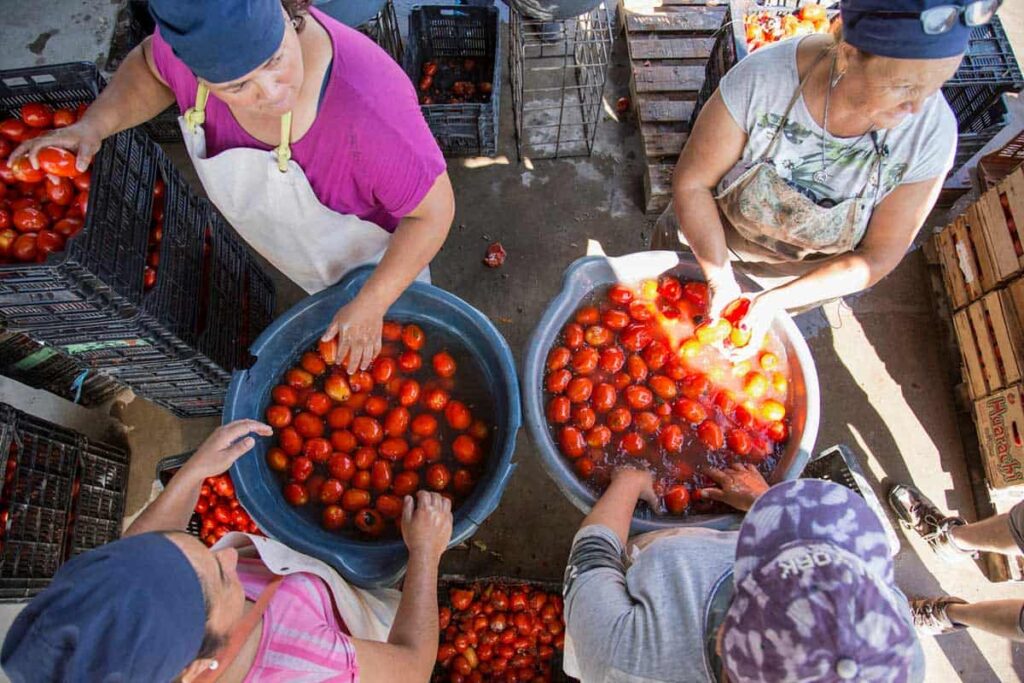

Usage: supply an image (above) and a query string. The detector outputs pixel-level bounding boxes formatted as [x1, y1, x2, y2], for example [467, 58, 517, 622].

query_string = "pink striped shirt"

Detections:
[238, 558, 360, 682]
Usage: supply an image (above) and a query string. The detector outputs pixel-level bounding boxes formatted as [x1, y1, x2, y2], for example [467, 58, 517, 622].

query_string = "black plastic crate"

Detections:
[404, 5, 501, 157]
[947, 17, 1023, 87]
[952, 95, 1010, 175]
[156, 452, 202, 536]
[67, 439, 130, 557]
[0, 333, 124, 407]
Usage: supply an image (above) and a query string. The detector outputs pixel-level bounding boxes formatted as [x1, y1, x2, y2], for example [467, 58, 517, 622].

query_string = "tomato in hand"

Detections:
[36, 147, 79, 178]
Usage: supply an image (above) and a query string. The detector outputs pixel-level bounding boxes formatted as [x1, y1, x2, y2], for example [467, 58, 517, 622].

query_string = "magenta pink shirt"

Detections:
[150, 8, 446, 231]
[237, 558, 360, 682]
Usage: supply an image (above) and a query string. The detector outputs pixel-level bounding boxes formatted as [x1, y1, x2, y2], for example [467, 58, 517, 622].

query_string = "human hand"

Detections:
[9, 120, 104, 174]
[706, 271, 743, 321]
[401, 490, 453, 560]
[698, 463, 770, 511]
[610, 467, 660, 511]
[183, 420, 273, 481]
[725, 290, 782, 361]
[321, 295, 384, 375]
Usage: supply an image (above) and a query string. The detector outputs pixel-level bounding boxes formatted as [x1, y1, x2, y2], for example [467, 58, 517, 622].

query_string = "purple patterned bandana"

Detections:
[722, 480, 923, 682]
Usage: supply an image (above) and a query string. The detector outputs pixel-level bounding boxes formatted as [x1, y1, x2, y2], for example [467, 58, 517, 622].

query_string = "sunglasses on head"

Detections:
[846, 0, 1002, 35]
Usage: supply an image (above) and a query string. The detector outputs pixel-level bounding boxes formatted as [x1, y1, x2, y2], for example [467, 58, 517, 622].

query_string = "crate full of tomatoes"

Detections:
[404, 5, 501, 157]
[263, 320, 495, 539]
[542, 277, 791, 517]
[157, 452, 262, 547]
[0, 403, 129, 601]
[435, 578, 567, 683]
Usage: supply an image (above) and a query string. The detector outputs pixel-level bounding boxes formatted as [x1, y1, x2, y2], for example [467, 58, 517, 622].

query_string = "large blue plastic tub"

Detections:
[523, 252, 820, 533]
[226, 266, 520, 587]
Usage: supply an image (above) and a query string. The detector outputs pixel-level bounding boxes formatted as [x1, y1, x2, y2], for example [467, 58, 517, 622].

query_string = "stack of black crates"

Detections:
[0, 62, 275, 417]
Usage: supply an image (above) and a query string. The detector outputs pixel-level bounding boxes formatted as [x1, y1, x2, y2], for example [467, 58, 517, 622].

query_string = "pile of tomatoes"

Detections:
[544, 277, 791, 514]
[435, 582, 565, 683]
[265, 321, 490, 538]
[743, 4, 831, 52]
[417, 59, 494, 106]
[0, 103, 91, 264]
[192, 472, 261, 547]
[143, 177, 166, 291]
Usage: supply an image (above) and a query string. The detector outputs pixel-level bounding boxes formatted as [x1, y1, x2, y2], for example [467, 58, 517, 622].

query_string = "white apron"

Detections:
[212, 531, 400, 642]
[179, 83, 427, 293]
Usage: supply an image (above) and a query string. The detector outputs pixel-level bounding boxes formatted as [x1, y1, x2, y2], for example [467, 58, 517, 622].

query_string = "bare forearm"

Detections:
[673, 186, 735, 285]
[125, 463, 204, 537]
[387, 550, 440, 673]
[582, 477, 644, 546]
[354, 216, 449, 311]
[762, 251, 893, 311]
[82, 42, 175, 138]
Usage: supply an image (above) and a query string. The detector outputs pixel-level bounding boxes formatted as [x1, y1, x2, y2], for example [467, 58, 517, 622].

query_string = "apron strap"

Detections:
[759, 45, 835, 163]
[184, 82, 211, 134]
[274, 111, 293, 173]
[192, 575, 283, 683]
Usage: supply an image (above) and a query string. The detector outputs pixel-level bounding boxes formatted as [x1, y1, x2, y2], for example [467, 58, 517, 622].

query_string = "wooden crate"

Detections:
[935, 215, 987, 308]
[974, 384, 1024, 492]
[622, 0, 725, 214]
[973, 172, 1024, 283]
[953, 290, 1024, 399]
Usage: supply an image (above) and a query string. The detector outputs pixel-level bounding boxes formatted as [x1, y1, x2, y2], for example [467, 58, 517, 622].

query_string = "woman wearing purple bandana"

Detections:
[652, 0, 999, 356]
[9, 0, 454, 376]
[561, 467, 925, 682]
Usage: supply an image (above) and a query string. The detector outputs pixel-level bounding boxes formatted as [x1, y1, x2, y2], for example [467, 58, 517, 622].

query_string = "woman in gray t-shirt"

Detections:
[655, 0, 989, 351]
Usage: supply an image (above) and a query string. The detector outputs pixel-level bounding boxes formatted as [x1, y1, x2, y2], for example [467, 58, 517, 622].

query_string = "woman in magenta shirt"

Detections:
[12, 0, 453, 374]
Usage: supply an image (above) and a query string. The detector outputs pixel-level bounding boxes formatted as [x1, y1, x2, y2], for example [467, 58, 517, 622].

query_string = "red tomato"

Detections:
[658, 276, 682, 302]
[766, 420, 789, 442]
[372, 357, 397, 384]
[403, 447, 426, 470]
[35, 230, 63, 257]
[305, 392, 331, 416]
[13, 207, 47, 232]
[271, 385, 299, 407]
[397, 351, 422, 374]
[559, 427, 585, 458]
[348, 371, 373, 393]
[398, 379, 421, 407]
[20, 103, 53, 128]
[376, 494, 404, 519]
[353, 447, 376, 472]
[445, 400, 472, 430]
[305, 474, 326, 501]
[379, 437, 409, 461]
[432, 351, 457, 378]
[11, 233, 37, 262]
[318, 374, 349, 403]
[547, 396, 571, 423]
[330, 429, 357, 453]
[290, 456, 314, 482]
[634, 411, 660, 434]
[278, 426, 303, 456]
[665, 485, 690, 514]
[266, 447, 288, 472]
[426, 463, 451, 491]
[352, 416, 384, 445]
[586, 425, 612, 448]
[571, 347, 599, 375]
[591, 383, 616, 412]
[393, 470, 419, 496]
[303, 437, 331, 463]
[283, 482, 309, 506]
[293, 412, 325, 439]
[328, 453, 355, 481]
[722, 297, 751, 325]
[52, 108, 76, 128]
[727, 429, 753, 455]
[0, 228, 15, 258]
[602, 309, 630, 331]
[265, 404, 292, 428]
[648, 375, 677, 400]
[401, 324, 425, 350]
[624, 385, 653, 410]
[620, 432, 644, 455]
[0, 119, 27, 141]
[620, 323, 654, 352]
[573, 405, 596, 430]
[626, 355, 649, 383]
[547, 346, 571, 371]
[453, 435, 481, 465]
[322, 505, 346, 530]
[453, 468, 475, 496]
[584, 325, 611, 347]
[36, 147, 78, 178]
[364, 396, 389, 417]
[575, 306, 600, 326]
[342, 488, 371, 512]
[326, 406, 354, 430]
[422, 438, 442, 462]
[370, 460, 393, 492]
[598, 347, 625, 374]
[409, 413, 438, 437]
[285, 367, 314, 389]
[628, 300, 654, 322]
[734, 405, 755, 430]
[607, 283, 633, 305]
[575, 457, 595, 478]
[673, 398, 707, 424]
[565, 377, 593, 403]
[300, 351, 327, 376]
[354, 509, 385, 535]
[660, 424, 684, 452]
[469, 420, 489, 441]
[382, 407, 409, 437]
[680, 374, 710, 400]
[44, 177, 73, 206]
[715, 391, 738, 415]
[682, 282, 708, 309]
[697, 420, 724, 450]
[545, 369, 572, 395]
[563, 323, 584, 349]
[607, 407, 632, 432]
[71, 189, 88, 217]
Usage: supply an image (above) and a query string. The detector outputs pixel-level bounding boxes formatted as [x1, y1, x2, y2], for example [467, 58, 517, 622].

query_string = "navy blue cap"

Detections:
[841, 0, 971, 59]
[1, 533, 206, 683]
[149, 0, 286, 83]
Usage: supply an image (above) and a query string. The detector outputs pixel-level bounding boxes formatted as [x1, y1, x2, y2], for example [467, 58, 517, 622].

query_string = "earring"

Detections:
[209, 661, 219, 671]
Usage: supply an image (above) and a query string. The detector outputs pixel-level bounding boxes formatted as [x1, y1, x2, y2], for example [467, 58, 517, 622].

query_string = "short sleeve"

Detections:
[357, 66, 446, 219]
[148, 28, 199, 114]
[899, 95, 957, 185]
[718, 39, 798, 135]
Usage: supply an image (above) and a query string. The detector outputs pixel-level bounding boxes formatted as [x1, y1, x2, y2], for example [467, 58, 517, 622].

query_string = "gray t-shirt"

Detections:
[718, 37, 957, 206]
[563, 525, 737, 683]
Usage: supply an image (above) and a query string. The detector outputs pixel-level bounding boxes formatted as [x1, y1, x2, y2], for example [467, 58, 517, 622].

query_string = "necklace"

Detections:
[814, 52, 874, 185]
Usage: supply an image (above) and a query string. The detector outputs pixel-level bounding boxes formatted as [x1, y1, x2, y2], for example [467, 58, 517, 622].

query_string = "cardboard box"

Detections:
[975, 384, 1024, 491]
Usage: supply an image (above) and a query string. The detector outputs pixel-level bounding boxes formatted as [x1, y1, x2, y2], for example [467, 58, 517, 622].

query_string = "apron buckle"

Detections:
[183, 107, 206, 134]
[274, 144, 291, 173]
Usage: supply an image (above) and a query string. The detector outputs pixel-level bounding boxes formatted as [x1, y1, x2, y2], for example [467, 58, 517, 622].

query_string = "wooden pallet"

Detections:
[622, 0, 726, 213]
[953, 289, 1024, 400]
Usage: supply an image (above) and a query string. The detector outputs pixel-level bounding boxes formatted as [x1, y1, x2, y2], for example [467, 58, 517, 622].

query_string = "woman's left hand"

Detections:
[322, 296, 385, 374]
[728, 291, 782, 360]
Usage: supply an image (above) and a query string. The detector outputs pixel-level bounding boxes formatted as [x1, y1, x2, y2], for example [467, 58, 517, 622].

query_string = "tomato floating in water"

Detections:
[665, 485, 690, 514]
[697, 421, 724, 450]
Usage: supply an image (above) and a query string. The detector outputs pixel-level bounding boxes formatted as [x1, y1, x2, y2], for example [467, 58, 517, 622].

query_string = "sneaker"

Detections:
[887, 484, 974, 561]
[909, 597, 968, 636]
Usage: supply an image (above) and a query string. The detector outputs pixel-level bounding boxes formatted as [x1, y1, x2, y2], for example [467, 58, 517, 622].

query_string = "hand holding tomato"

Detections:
[610, 467, 660, 511]
[400, 489, 453, 560]
[184, 419, 274, 480]
[699, 463, 770, 511]
[725, 290, 782, 361]
[9, 119, 103, 175]
[706, 271, 743, 321]
[322, 296, 384, 374]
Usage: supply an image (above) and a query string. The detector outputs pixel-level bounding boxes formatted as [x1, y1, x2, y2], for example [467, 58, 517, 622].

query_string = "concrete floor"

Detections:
[2, 0, 1024, 680]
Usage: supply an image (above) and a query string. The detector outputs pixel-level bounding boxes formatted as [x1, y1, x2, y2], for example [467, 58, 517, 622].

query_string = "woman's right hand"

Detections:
[706, 271, 743, 321]
[401, 491, 453, 560]
[9, 120, 104, 174]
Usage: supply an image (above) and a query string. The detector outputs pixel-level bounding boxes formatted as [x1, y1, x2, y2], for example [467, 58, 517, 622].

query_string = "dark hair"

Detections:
[159, 531, 228, 662]
[282, 0, 312, 32]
